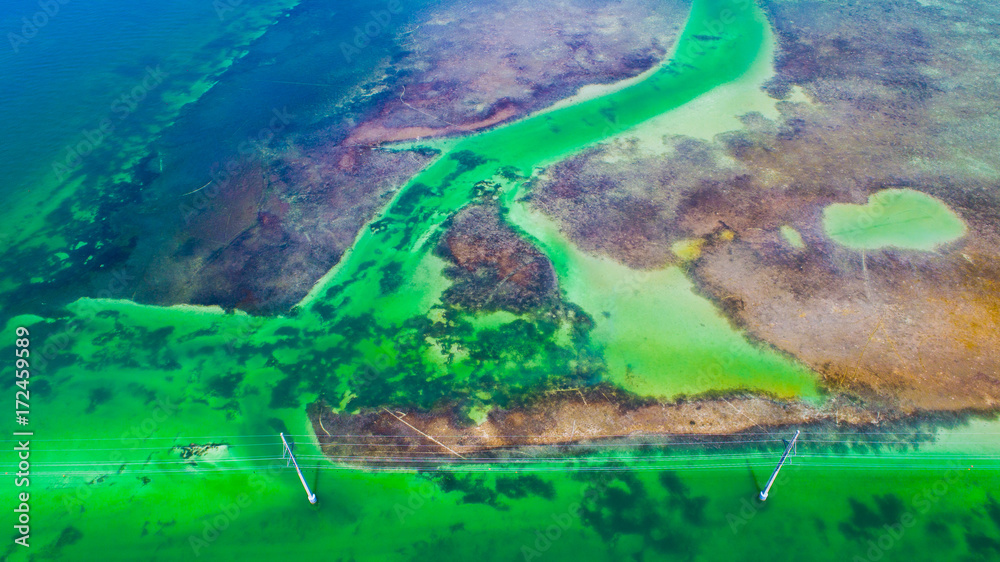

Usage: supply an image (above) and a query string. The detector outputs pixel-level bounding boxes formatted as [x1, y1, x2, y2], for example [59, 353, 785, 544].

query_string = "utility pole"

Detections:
[759, 429, 800, 501]
[280, 433, 317, 504]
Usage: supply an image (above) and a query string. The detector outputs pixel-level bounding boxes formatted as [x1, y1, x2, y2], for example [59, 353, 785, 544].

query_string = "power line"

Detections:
[25, 460, 997, 478]
[6, 430, 1000, 444]
[24, 452, 1000, 469]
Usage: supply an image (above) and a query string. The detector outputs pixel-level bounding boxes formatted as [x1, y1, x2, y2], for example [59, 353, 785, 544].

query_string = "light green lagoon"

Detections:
[780, 225, 806, 249]
[822, 189, 967, 251]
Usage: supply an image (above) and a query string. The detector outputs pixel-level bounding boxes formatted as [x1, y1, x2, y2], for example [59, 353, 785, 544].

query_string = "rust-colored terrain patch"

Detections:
[439, 204, 557, 312]
[129, 0, 691, 314]
[688, 223, 1000, 412]
[528, 0, 1000, 413]
[310, 391, 878, 466]
[138, 146, 433, 313]
[531, 137, 737, 269]
[340, 0, 687, 146]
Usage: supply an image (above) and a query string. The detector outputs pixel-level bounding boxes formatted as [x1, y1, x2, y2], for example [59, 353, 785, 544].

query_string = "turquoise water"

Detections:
[0, 0, 301, 239]
[1, 0, 999, 560]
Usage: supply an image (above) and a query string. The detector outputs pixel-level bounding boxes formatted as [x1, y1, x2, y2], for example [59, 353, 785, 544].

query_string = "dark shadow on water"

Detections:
[745, 459, 762, 494]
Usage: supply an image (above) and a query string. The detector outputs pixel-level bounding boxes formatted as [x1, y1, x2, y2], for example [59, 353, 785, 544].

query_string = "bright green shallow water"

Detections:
[296, 0, 819, 402]
[822, 189, 967, 251]
[4, 0, 999, 560]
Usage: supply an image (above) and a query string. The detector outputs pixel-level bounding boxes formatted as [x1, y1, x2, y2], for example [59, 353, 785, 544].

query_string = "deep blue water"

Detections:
[1, 0, 274, 195]
[0, 0, 419, 210]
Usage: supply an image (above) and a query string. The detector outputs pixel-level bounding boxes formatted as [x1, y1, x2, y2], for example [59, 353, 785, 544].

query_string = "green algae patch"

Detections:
[822, 189, 966, 251]
[780, 225, 805, 249]
[671, 238, 705, 261]
[466, 310, 521, 330]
